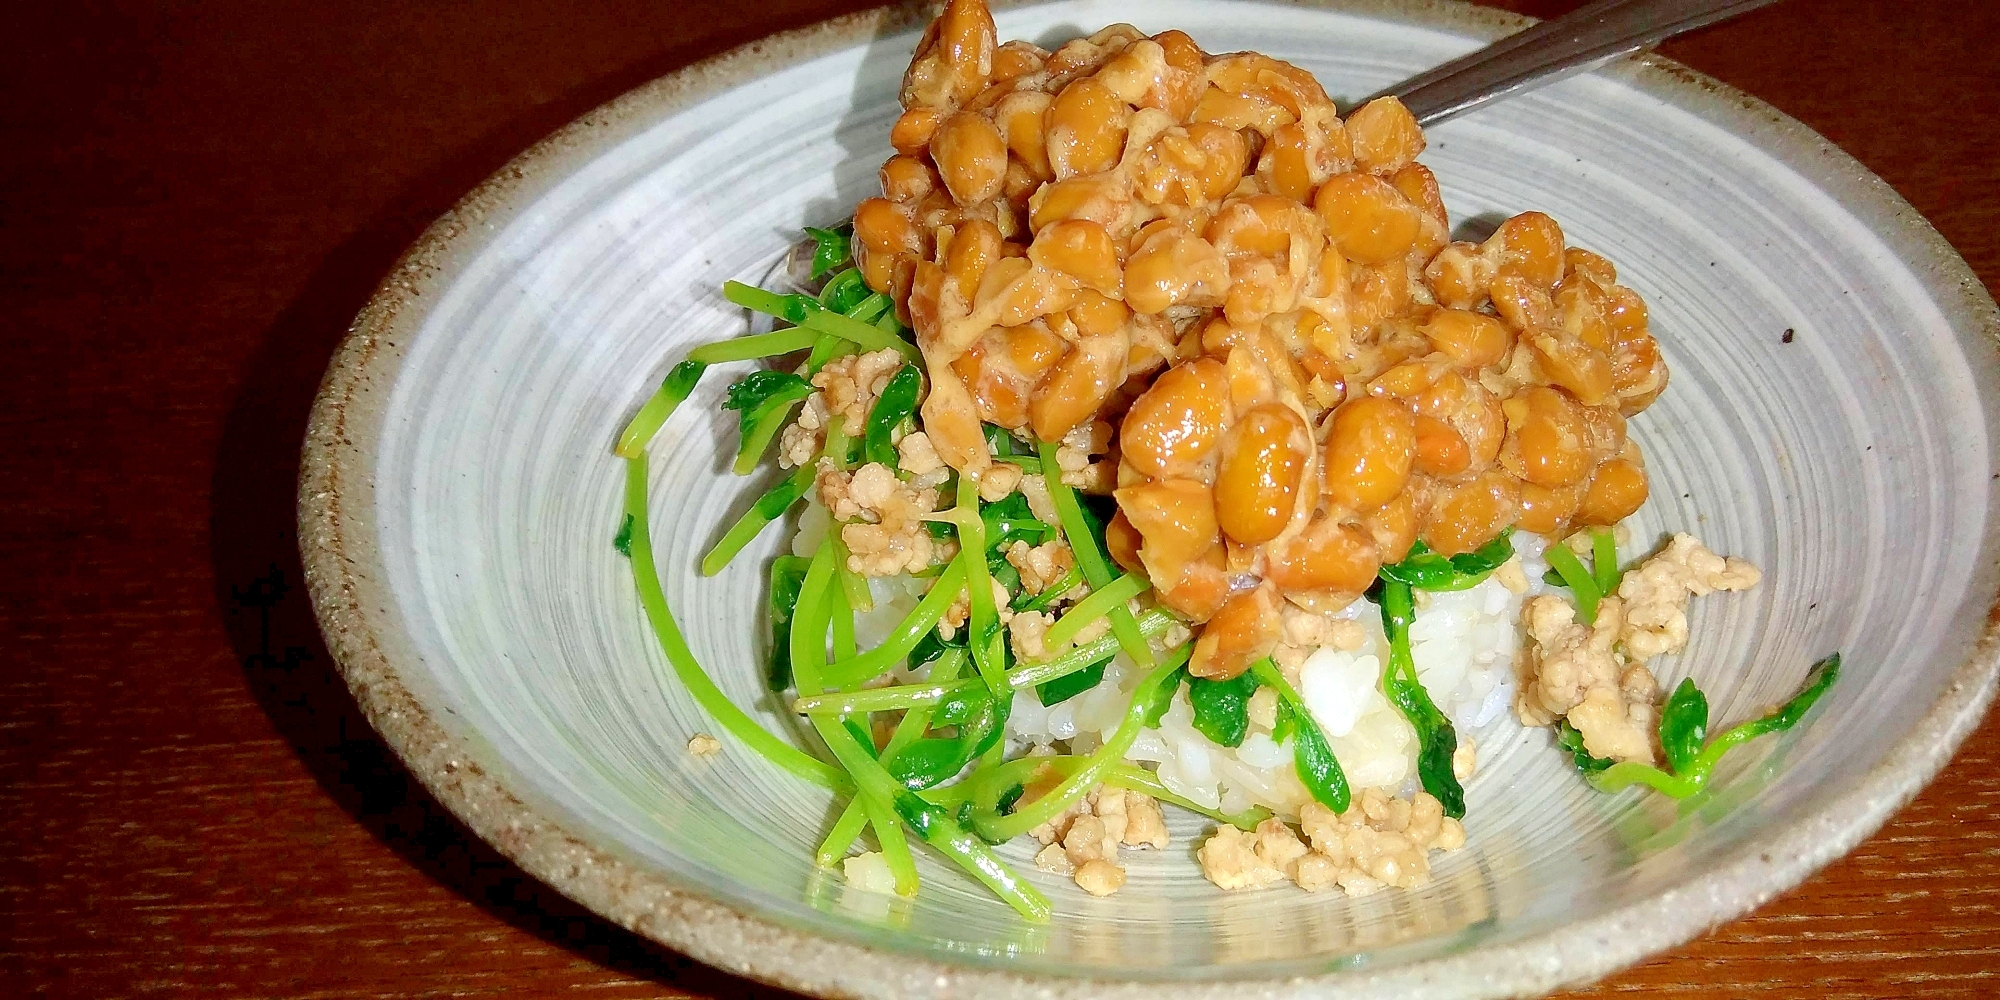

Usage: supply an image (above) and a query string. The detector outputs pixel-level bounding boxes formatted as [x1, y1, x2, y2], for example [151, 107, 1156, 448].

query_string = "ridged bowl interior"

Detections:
[305, 1, 2000, 995]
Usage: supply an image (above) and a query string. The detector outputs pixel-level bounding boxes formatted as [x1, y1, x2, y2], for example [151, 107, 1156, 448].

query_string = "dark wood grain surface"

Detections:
[4, 1, 1996, 996]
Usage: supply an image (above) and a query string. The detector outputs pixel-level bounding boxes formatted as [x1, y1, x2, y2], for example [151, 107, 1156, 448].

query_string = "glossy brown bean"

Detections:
[1323, 395, 1416, 511]
[1120, 358, 1230, 479]
[890, 107, 942, 156]
[1028, 332, 1123, 442]
[1313, 172, 1422, 265]
[1576, 457, 1649, 525]
[1189, 583, 1282, 680]
[930, 112, 1008, 206]
[1516, 480, 1583, 536]
[1105, 509, 1146, 575]
[1122, 226, 1232, 314]
[1421, 470, 1521, 555]
[1527, 330, 1615, 408]
[1362, 489, 1420, 563]
[1414, 414, 1471, 477]
[1422, 308, 1512, 369]
[1266, 516, 1379, 595]
[1345, 96, 1425, 174]
[1114, 478, 1220, 569]
[1046, 78, 1129, 179]
[1503, 386, 1590, 488]
[1214, 404, 1310, 545]
[1028, 219, 1123, 296]
[944, 219, 1004, 301]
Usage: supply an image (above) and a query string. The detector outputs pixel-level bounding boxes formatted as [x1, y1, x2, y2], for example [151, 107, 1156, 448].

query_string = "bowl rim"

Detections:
[297, 1, 2000, 997]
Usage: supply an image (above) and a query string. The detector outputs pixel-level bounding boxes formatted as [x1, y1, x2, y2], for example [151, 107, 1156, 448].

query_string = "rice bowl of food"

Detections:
[299, 0, 2000, 996]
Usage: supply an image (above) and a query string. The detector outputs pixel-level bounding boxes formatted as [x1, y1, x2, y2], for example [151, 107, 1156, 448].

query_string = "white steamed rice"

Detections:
[802, 497, 1564, 818]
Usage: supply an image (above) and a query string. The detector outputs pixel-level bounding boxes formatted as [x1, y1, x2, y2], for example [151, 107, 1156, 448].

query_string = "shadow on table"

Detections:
[197, 12, 892, 998]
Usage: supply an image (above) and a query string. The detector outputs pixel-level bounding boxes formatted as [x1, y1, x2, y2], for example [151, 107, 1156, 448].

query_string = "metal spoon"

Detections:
[1379, 0, 1789, 126]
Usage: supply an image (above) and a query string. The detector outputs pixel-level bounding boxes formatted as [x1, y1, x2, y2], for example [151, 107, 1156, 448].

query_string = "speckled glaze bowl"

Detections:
[299, 1, 2000, 996]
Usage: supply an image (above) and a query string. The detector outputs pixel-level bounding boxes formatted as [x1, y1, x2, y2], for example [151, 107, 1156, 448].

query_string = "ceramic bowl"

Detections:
[299, 1, 2000, 996]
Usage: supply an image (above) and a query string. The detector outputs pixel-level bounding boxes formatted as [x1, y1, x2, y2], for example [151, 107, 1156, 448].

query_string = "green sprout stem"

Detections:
[973, 645, 1190, 843]
[735, 394, 805, 474]
[1039, 573, 1149, 651]
[1544, 541, 1602, 624]
[815, 650, 967, 867]
[1005, 608, 1177, 689]
[620, 455, 847, 792]
[614, 360, 708, 458]
[1034, 440, 1152, 669]
[701, 464, 815, 576]
[1592, 528, 1621, 595]
[801, 309, 921, 361]
[687, 328, 818, 365]
[818, 560, 970, 690]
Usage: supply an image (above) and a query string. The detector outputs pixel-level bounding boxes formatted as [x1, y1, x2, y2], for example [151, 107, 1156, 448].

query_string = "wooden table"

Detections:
[5, 1, 1996, 996]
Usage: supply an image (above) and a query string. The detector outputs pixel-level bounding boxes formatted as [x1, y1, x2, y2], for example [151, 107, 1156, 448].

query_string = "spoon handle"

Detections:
[1383, 0, 1788, 126]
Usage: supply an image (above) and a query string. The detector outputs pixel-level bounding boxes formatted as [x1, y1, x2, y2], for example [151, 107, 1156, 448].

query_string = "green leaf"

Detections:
[1188, 671, 1260, 748]
[1379, 530, 1514, 592]
[995, 783, 1025, 816]
[933, 680, 992, 729]
[1272, 699, 1299, 744]
[722, 369, 812, 445]
[1248, 659, 1353, 816]
[1036, 659, 1107, 706]
[804, 224, 853, 281]
[886, 738, 966, 790]
[817, 266, 868, 312]
[612, 513, 634, 556]
[1291, 710, 1352, 813]
[907, 625, 965, 673]
[1377, 579, 1466, 818]
[1658, 677, 1710, 774]
[1447, 527, 1515, 580]
[1556, 720, 1615, 774]
[766, 555, 811, 691]
[987, 553, 1021, 598]
[1378, 546, 1459, 589]
[862, 363, 924, 468]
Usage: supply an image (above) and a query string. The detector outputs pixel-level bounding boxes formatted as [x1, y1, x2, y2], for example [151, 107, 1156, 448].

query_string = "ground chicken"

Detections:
[978, 462, 1024, 501]
[896, 430, 946, 477]
[814, 348, 905, 430]
[1516, 594, 1657, 763]
[1027, 785, 1168, 897]
[778, 394, 831, 468]
[1617, 533, 1762, 661]
[1195, 823, 1296, 890]
[1006, 540, 1076, 596]
[686, 733, 722, 757]
[1517, 533, 1761, 762]
[938, 587, 970, 641]
[1055, 420, 1117, 492]
[815, 460, 942, 577]
[1494, 555, 1529, 594]
[1074, 859, 1125, 896]
[1008, 610, 1054, 660]
[1279, 604, 1367, 650]
[1198, 790, 1467, 896]
[1019, 474, 1060, 525]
